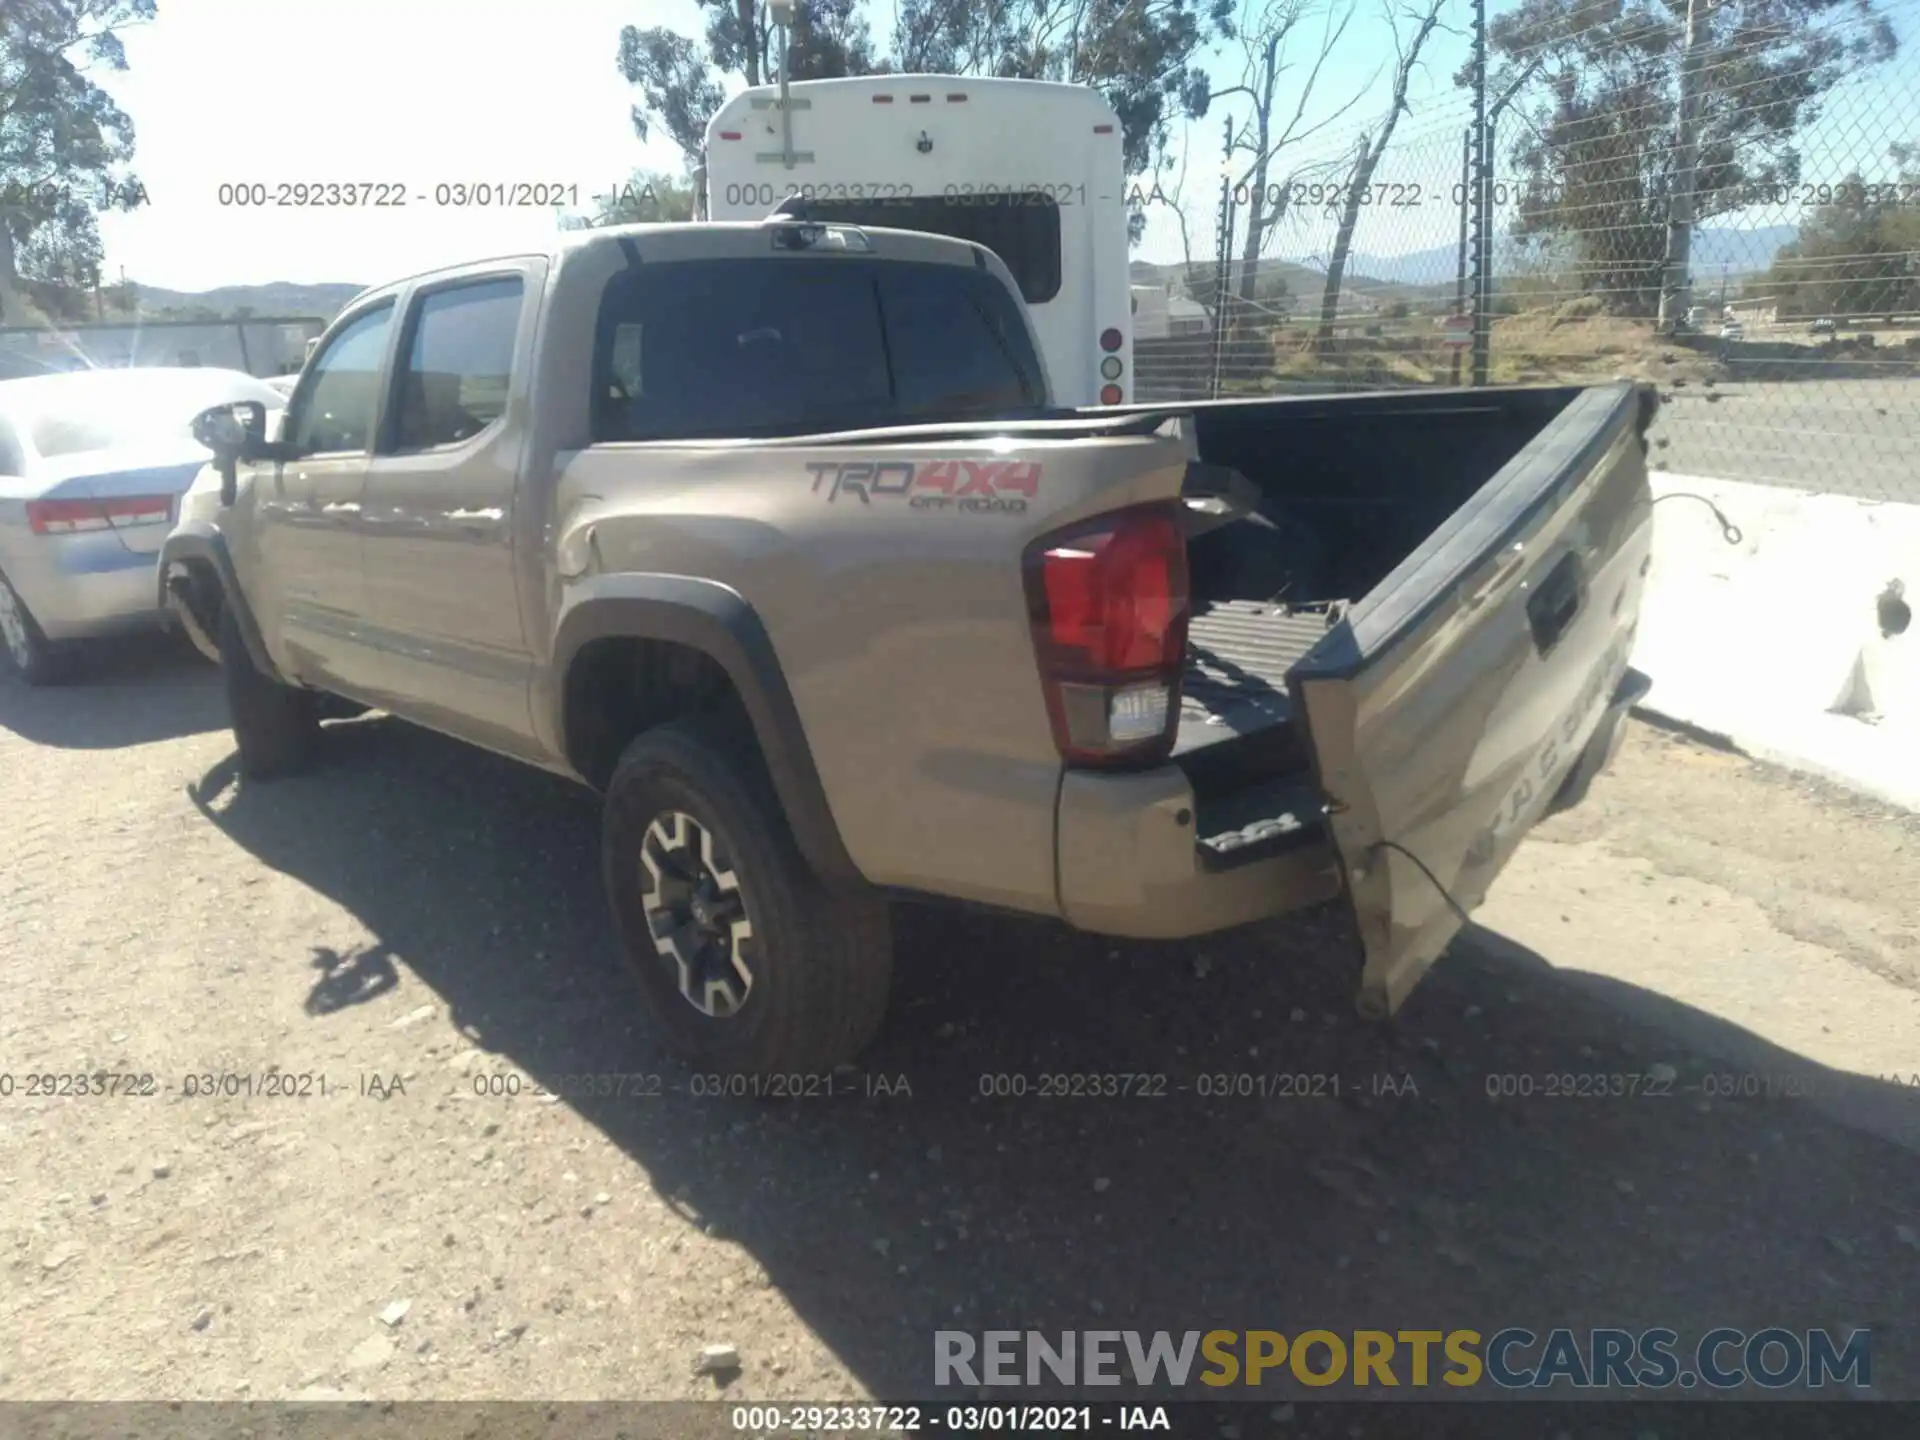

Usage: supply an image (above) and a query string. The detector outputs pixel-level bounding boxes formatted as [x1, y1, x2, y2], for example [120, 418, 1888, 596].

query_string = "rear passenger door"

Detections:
[358, 266, 542, 755]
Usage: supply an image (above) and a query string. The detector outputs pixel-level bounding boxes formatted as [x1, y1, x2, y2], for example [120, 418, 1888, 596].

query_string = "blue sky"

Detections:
[85, 0, 1919, 292]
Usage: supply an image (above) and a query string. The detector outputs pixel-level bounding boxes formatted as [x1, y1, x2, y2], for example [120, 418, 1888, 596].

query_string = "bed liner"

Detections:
[1175, 598, 1346, 755]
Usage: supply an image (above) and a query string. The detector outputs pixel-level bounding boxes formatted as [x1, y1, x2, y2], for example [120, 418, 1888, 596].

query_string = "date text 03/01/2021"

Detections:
[212, 182, 589, 209]
[727, 1404, 1171, 1433]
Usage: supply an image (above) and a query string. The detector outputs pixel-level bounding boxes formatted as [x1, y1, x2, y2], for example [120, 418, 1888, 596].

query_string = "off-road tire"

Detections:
[218, 605, 319, 779]
[0, 568, 68, 686]
[602, 719, 893, 1076]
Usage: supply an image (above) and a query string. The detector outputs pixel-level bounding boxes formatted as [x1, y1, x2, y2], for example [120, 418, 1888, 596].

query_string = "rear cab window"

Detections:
[590, 255, 1047, 442]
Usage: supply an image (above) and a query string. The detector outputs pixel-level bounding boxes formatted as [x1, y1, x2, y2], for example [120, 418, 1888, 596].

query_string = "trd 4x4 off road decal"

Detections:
[807, 459, 1041, 513]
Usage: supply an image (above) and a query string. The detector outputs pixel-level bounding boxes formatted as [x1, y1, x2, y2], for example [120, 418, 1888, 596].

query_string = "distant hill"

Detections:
[1131, 256, 1406, 294]
[133, 281, 367, 321]
[1341, 224, 1800, 286]
[1692, 225, 1800, 273]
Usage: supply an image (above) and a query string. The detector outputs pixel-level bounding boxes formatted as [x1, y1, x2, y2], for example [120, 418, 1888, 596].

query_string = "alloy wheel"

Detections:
[638, 809, 756, 1018]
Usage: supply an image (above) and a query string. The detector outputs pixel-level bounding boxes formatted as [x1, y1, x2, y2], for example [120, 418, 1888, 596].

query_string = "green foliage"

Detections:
[1479, 0, 1899, 316]
[561, 170, 699, 229]
[0, 0, 155, 319]
[620, 0, 879, 162]
[1253, 269, 1291, 304]
[620, 0, 1224, 231]
[894, 0, 1225, 181]
[1764, 145, 1920, 318]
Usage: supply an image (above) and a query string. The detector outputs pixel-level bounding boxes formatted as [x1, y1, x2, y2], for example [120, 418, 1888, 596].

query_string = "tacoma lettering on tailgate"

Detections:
[807, 460, 1040, 514]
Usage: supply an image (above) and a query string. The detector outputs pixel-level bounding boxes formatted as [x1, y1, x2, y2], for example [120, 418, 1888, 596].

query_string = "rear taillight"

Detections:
[27, 495, 172, 535]
[1024, 505, 1189, 767]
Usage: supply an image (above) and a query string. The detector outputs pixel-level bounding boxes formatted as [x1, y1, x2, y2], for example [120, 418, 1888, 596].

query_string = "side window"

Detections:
[287, 302, 395, 455]
[0, 419, 24, 476]
[390, 277, 524, 453]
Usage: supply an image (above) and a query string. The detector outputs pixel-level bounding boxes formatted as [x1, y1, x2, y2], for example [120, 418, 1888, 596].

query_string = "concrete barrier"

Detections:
[1631, 473, 1920, 811]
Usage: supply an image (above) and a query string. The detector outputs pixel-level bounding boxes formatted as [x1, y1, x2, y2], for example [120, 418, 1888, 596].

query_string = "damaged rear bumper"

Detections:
[1543, 665, 1652, 819]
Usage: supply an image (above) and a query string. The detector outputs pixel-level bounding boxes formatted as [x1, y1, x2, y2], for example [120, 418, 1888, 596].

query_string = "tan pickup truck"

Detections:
[162, 219, 1656, 1075]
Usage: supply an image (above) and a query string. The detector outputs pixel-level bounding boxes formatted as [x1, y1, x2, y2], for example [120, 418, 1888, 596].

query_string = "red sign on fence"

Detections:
[1439, 314, 1474, 349]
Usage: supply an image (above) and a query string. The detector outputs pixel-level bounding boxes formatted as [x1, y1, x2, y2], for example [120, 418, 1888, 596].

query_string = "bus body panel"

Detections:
[703, 76, 1131, 407]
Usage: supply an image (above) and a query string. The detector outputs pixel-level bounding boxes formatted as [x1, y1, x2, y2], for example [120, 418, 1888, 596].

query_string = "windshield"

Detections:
[22, 376, 281, 460]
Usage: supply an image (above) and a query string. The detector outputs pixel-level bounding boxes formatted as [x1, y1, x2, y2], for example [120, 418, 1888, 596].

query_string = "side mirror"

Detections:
[191, 400, 269, 509]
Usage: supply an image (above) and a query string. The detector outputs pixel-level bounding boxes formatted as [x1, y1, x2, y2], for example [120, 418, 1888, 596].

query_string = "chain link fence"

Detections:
[1133, 0, 1920, 503]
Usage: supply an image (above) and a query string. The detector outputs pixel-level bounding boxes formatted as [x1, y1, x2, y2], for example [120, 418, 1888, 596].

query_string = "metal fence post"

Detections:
[1211, 112, 1234, 400]
[1469, 0, 1491, 385]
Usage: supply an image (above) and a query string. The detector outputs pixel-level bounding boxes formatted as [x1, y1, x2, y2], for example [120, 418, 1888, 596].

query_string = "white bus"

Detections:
[702, 75, 1133, 406]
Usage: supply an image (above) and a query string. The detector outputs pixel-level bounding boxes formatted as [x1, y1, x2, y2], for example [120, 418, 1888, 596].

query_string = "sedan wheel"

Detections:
[0, 571, 62, 686]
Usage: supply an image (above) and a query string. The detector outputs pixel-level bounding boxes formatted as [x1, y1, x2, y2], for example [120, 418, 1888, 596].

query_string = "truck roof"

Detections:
[557, 219, 994, 267]
[343, 220, 1003, 309]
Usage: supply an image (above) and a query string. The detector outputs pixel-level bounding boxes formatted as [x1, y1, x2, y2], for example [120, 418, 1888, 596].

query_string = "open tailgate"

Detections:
[1289, 382, 1657, 1019]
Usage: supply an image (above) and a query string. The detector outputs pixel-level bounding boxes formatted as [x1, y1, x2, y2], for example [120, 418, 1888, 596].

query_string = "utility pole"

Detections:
[1658, 0, 1708, 334]
[770, 0, 797, 169]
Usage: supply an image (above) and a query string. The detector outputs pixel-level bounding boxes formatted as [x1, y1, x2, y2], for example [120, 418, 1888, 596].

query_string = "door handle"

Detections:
[1527, 551, 1585, 654]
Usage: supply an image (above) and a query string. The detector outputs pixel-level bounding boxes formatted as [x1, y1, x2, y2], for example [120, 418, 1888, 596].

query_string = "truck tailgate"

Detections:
[1287, 381, 1655, 1018]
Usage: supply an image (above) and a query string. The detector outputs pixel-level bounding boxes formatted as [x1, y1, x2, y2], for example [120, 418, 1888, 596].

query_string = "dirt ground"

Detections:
[2, 638, 1918, 1419]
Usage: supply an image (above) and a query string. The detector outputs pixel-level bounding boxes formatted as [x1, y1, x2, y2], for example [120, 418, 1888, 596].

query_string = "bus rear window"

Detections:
[590, 256, 1047, 442]
[791, 195, 1063, 306]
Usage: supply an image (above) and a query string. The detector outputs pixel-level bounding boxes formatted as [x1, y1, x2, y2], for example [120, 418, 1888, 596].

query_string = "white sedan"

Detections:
[0, 366, 285, 684]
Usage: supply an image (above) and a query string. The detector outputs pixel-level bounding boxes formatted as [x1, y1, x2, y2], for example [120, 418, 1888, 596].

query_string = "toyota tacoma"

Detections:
[162, 219, 1656, 1075]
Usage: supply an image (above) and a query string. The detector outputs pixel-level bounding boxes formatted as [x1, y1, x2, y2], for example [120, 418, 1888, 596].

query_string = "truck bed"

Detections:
[1175, 598, 1343, 756]
[1174, 599, 1347, 858]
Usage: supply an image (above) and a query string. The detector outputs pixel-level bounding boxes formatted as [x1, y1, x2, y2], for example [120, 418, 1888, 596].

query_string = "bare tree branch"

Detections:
[1314, 0, 1446, 351]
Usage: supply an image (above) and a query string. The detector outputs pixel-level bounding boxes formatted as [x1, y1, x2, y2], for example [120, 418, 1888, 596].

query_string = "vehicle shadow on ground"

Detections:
[187, 717, 1920, 1403]
[0, 633, 223, 748]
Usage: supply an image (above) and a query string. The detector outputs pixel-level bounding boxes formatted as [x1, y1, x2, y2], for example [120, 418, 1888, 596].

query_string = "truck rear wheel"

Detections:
[218, 606, 319, 779]
[602, 720, 893, 1076]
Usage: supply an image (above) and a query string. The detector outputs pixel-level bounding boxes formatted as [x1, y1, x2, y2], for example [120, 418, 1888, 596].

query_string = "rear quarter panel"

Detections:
[544, 430, 1190, 915]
